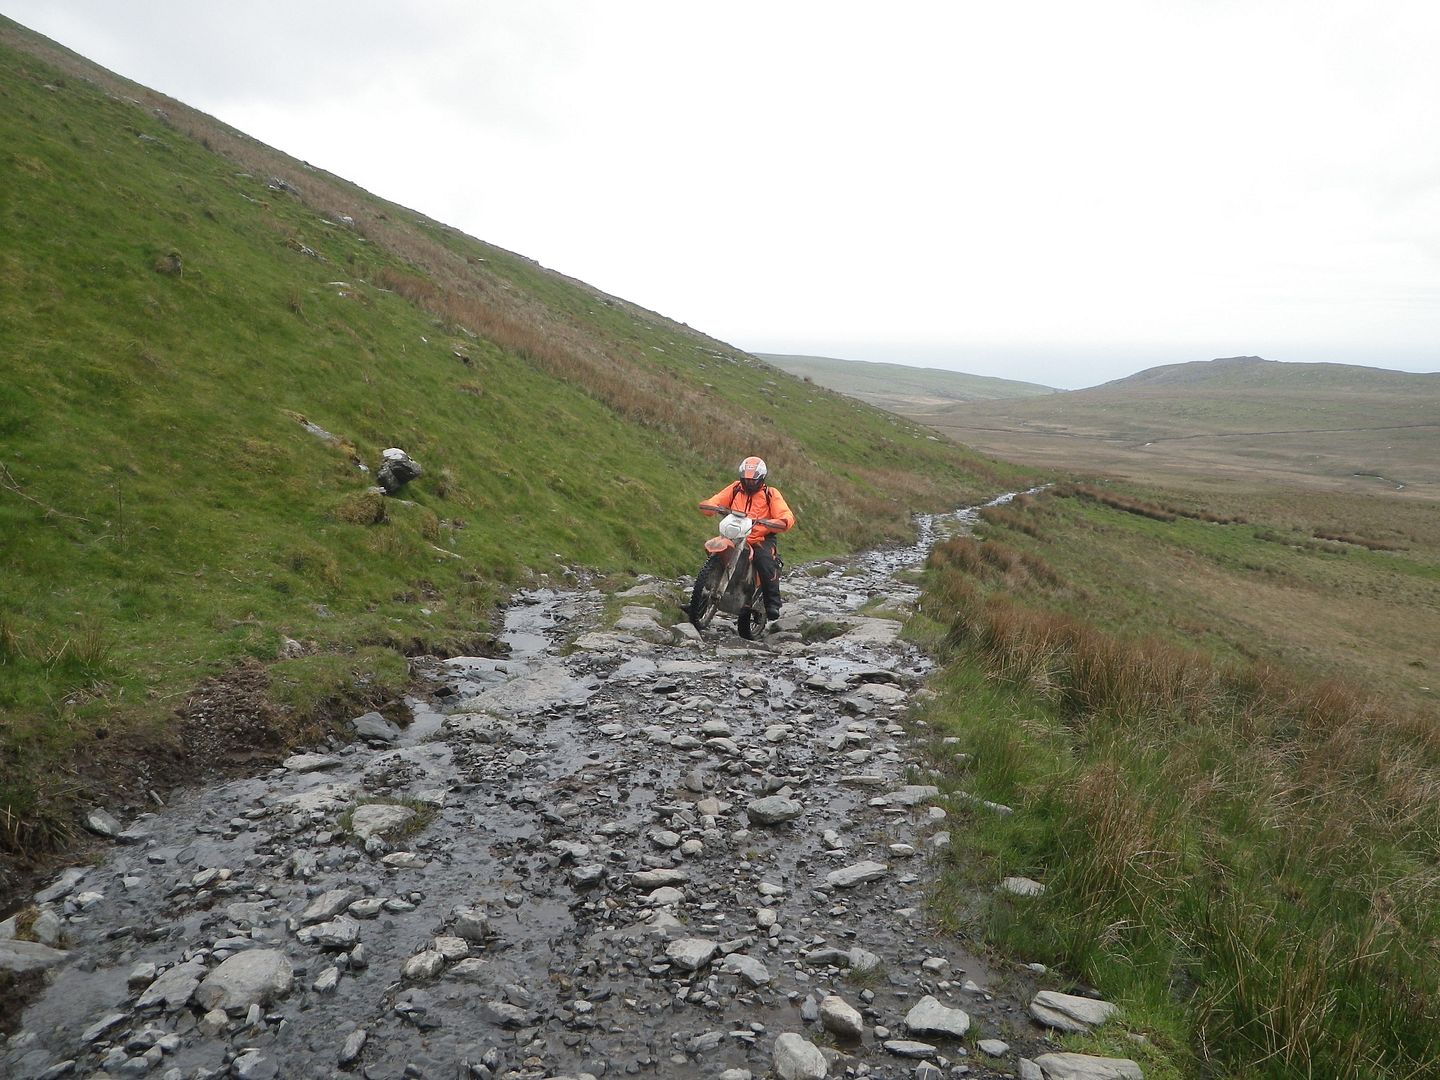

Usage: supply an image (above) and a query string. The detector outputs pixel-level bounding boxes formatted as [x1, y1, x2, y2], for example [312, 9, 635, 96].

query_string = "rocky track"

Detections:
[2, 499, 1135, 1080]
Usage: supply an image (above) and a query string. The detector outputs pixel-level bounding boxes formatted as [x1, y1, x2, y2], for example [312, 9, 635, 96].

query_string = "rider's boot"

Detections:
[762, 580, 782, 620]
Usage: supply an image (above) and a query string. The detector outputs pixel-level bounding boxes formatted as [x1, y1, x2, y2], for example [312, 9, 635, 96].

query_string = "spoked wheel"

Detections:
[738, 601, 768, 641]
[688, 556, 724, 630]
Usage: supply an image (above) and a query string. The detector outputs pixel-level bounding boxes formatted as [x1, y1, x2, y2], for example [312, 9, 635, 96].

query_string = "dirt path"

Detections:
[1, 499, 1092, 1080]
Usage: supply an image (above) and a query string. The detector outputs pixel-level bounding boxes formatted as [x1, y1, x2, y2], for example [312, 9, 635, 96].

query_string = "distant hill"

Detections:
[915, 356, 1440, 497]
[757, 353, 1057, 415]
[1097, 355, 1435, 392]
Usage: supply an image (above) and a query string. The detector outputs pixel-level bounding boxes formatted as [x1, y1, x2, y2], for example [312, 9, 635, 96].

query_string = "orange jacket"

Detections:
[701, 482, 795, 544]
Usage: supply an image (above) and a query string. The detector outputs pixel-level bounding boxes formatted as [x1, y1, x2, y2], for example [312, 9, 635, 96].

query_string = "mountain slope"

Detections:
[0, 16, 1025, 859]
[758, 353, 1057, 413]
[914, 355, 1440, 495]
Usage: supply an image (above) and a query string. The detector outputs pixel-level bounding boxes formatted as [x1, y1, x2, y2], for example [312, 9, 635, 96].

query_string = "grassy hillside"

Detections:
[0, 18, 1027, 866]
[910, 480, 1440, 1078]
[757, 352, 1057, 414]
[916, 355, 1440, 497]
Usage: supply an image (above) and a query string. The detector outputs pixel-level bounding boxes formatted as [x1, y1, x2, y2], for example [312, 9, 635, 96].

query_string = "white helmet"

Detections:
[738, 455, 767, 494]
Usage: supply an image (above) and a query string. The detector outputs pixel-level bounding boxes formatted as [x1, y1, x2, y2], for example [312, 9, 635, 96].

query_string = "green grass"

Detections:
[0, 22, 1028, 858]
[914, 488, 1440, 1079]
[336, 797, 438, 845]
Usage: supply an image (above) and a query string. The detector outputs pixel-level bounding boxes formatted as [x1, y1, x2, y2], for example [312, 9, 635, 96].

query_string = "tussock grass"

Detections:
[1054, 481, 1249, 525]
[919, 534, 1440, 1079]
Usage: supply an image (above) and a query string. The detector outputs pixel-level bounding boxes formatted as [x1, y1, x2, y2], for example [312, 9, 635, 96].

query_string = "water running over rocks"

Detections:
[1, 495, 1135, 1080]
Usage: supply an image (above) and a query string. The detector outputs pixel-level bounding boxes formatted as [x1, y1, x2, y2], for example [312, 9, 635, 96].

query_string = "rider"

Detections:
[699, 456, 795, 619]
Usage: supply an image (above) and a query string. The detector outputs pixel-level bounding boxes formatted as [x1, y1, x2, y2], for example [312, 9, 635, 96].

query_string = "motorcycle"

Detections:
[688, 504, 786, 639]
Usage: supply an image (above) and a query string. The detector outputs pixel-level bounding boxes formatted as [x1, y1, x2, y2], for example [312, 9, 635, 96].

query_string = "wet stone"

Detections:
[721, 952, 771, 986]
[480, 999, 537, 1027]
[302, 887, 360, 924]
[773, 1032, 828, 1080]
[349, 896, 386, 919]
[452, 905, 492, 941]
[819, 994, 864, 1040]
[128, 961, 158, 988]
[884, 1039, 939, 1058]
[283, 753, 340, 773]
[81, 1012, 128, 1043]
[746, 796, 803, 825]
[304, 915, 362, 949]
[904, 995, 971, 1038]
[571, 864, 607, 888]
[349, 803, 417, 841]
[666, 937, 717, 971]
[632, 868, 689, 889]
[231, 1049, 279, 1079]
[339, 1028, 368, 1066]
[194, 949, 293, 1013]
[313, 966, 341, 993]
[825, 861, 889, 888]
[403, 950, 446, 981]
[136, 960, 206, 1009]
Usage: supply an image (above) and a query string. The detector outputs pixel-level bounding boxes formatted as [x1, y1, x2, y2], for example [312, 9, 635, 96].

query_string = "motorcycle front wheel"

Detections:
[738, 601, 768, 641]
[689, 556, 724, 630]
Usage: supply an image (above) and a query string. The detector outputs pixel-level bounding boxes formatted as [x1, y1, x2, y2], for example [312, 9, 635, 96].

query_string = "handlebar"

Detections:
[698, 504, 786, 531]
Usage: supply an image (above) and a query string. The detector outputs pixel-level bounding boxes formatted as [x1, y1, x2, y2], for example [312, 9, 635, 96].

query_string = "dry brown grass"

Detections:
[925, 533, 1440, 1076]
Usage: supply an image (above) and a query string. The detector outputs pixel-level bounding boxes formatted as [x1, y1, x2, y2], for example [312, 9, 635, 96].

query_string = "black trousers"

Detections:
[751, 536, 781, 605]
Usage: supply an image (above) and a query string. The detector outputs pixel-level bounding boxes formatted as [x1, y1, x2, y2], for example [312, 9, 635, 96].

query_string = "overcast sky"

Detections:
[8, 1, 1438, 388]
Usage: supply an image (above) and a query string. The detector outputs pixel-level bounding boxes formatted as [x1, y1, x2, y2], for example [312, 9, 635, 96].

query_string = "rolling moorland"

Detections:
[0, 17, 1023, 871]
[758, 353, 1058, 416]
[915, 354, 1440, 499]
[3, 15, 1439, 1079]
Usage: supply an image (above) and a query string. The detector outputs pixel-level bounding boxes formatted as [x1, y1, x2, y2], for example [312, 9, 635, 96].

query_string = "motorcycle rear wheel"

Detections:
[689, 556, 723, 630]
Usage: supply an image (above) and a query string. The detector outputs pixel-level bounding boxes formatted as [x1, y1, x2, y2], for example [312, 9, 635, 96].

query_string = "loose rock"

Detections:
[826, 861, 889, 888]
[194, 949, 293, 1013]
[904, 995, 971, 1039]
[773, 1032, 828, 1080]
[1033, 1052, 1144, 1079]
[819, 994, 865, 1040]
[1029, 990, 1119, 1033]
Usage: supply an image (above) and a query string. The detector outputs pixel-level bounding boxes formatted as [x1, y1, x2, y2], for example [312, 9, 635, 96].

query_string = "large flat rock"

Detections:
[195, 949, 294, 1013]
[826, 861, 889, 888]
[455, 665, 596, 715]
[0, 938, 67, 974]
[1035, 1052, 1143, 1079]
[904, 994, 971, 1038]
[1030, 990, 1119, 1033]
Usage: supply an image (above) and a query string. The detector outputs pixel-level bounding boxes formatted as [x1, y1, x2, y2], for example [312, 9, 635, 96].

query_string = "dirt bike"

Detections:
[688, 505, 786, 639]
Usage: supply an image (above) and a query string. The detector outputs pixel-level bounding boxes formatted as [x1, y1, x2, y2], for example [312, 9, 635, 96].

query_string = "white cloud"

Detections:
[7, 0, 1437, 385]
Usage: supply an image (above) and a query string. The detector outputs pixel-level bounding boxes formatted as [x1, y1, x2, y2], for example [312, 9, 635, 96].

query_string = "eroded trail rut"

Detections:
[5, 500, 1063, 1080]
